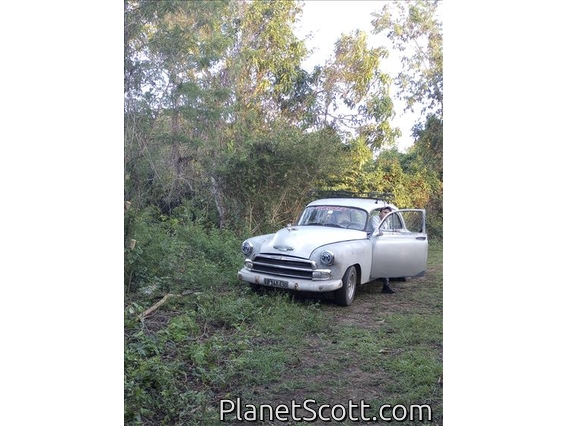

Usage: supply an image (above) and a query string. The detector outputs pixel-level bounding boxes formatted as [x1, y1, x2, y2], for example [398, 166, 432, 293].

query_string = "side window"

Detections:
[378, 212, 402, 231]
[367, 209, 408, 232]
[389, 213, 403, 230]
[398, 211, 425, 233]
[367, 210, 381, 232]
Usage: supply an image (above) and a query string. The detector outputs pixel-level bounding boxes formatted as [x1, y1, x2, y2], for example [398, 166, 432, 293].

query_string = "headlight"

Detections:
[320, 250, 334, 266]
[241, 241, 253, 256]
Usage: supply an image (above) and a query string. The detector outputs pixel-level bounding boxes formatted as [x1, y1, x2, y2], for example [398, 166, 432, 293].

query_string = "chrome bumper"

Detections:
[237, 268, 343, 292]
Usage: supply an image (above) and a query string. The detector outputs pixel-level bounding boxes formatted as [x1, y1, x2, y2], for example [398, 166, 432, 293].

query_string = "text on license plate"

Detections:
[264, 278, 289, 288]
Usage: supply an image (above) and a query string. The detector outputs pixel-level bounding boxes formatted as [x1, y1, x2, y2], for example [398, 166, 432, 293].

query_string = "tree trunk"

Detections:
[210, 175, 227, 228]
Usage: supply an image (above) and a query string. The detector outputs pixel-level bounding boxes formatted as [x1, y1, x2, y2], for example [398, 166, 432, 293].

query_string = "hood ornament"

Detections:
[274, 245, 294, 252]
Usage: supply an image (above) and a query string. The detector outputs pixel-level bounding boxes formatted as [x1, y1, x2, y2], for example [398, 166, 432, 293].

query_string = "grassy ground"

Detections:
[124, 241, 443, 425]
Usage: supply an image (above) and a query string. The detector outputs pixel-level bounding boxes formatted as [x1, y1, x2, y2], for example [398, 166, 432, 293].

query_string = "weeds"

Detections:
[124, 206, 443, 424]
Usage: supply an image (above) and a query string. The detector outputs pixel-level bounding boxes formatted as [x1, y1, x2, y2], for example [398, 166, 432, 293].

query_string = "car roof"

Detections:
[306, 198, 397, 213]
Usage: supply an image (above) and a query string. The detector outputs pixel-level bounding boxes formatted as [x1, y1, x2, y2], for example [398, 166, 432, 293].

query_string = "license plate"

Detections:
[264, 278, 289, 288]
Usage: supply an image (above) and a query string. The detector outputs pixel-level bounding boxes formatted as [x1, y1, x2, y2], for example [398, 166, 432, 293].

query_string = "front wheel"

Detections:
[334, 265, 357, 306]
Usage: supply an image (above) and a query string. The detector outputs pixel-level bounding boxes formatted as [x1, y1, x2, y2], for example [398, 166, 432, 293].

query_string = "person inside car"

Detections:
[367, 206, 392, 233]
[378, 206, 393, 228]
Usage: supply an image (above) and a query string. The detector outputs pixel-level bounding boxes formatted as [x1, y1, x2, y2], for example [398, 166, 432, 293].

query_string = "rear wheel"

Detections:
[334, 265, 357, 306]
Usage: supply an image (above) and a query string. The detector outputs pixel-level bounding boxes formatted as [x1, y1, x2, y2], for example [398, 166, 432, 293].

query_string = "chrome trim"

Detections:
[274, 245, 294, 252]
[252, 253, 317, 269]
[241, 241, 253, 256]
[320, 250, 335, 266]
[238, 268, 343, 292]
[250, 254, 316, 280]
[252, 261, 313, 272]
[312, 269, 332, 280]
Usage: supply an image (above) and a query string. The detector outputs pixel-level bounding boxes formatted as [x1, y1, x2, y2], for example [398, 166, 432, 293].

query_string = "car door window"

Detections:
[367, 210, 402, 232]
[383, 213, 402, 230]
[399, 210, 425, 233]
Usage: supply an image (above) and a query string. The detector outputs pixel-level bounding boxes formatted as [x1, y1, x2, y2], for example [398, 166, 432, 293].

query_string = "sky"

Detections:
[294, 0, 432, 151]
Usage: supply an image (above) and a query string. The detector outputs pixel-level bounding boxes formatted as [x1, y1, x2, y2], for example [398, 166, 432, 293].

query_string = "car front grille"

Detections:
[251, 254, 315, 280]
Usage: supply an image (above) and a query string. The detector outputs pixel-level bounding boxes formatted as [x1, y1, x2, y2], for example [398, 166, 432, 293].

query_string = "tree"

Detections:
[306, 30, 400, 150]
[124, 0, 235, 211]
[123, 0, 444, 236]
[217, 123, 346, 233]
[372, 0, 443, 118]
[372, 1, 443, 238]
[124, 0, 342, 228]
[411, 115, 443, 179]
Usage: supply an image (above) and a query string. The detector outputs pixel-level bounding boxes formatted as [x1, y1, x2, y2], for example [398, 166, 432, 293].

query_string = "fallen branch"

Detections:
[139, 293, 178, 320]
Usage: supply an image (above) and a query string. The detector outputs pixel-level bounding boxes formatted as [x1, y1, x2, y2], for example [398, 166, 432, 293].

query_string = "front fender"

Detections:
[311, 239, 373, 284]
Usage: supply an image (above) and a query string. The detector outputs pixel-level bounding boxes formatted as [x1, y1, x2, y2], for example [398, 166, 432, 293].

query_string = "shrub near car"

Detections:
[237, 196, 428, 306]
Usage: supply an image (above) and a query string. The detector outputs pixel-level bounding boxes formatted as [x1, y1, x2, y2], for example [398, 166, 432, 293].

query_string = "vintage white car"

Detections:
[237, 196, 428, 306]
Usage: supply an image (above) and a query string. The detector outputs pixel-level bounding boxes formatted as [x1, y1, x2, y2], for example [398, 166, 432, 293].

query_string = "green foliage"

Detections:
[125, 237, 443, 425]
[235, 0, 306, 98]
[124, 286, 328, 424]
[370, 1, 443, 239]
[217, 124, 346, 234]
[407, 116, 443, 238]
[124, 0, 427, 221]
[124, 204, 242, 294]
[319, 139, 442, 238]
[372, 0, 443, 117]
[309, 30, 400, 150]
[412, 115, 443, 179]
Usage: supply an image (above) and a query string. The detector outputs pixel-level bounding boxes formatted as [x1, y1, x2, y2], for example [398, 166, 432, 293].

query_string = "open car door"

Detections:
[370, 209, 428, 279]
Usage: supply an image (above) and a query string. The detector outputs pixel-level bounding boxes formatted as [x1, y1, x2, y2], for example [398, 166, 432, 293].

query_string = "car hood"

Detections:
[259, 225, 366, 259]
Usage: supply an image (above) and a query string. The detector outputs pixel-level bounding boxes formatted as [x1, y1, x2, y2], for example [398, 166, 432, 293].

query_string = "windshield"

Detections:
[297, 206, 368, 231]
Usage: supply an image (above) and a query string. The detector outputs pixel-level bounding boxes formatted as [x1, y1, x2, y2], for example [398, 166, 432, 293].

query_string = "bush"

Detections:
[124, 204, 243, 295]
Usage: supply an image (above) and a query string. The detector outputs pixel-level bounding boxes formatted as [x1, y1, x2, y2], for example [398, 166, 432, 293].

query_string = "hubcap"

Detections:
[347, 270, 355, 299]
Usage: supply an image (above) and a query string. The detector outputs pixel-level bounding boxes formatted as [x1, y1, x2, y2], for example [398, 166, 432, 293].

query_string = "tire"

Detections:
[334, 265, 357, 306]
